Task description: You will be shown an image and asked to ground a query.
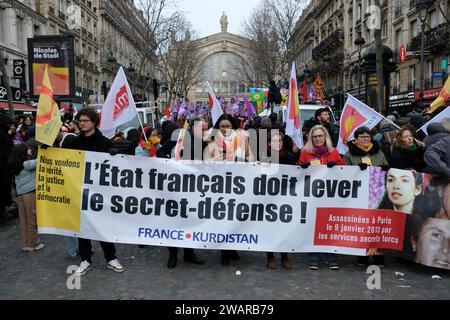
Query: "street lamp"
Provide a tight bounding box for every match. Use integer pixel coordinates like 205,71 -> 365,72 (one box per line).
416,0 -> 434,110
354,32 -> 366,102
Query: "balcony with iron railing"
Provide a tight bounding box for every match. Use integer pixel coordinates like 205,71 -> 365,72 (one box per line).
99,0 -> 143,46
312,28 -> 344,58
326,53 -> 344,70
408,23 -> 450,52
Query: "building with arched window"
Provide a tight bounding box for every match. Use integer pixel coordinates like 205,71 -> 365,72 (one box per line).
188,13 -> 254,104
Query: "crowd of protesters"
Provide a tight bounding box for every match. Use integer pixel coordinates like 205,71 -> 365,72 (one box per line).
0,102 -> 449,276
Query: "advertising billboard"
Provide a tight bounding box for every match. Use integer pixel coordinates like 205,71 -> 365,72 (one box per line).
28,35 -> 75,98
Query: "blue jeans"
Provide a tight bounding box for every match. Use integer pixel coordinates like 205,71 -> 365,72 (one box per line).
309,253 -> 337,264
66,237 -> 78,256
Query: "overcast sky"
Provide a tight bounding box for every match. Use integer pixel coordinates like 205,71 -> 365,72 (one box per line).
176,0 -> 261,38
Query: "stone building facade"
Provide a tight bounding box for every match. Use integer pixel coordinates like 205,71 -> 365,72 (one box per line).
0,0 -> 156,113
188,13 -> 254,104
291,0 -> 450,113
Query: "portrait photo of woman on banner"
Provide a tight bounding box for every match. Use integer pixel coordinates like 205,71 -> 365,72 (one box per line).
401,174 -> 450,270
405,215 -> 450,270
377,168 -> 424,215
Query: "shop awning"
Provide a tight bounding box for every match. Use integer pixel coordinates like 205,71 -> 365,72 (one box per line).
0,102 -> 37,112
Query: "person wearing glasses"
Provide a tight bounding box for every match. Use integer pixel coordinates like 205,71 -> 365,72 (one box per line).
343,126 -> 389,169
343,126 -> 389,267
298,125 -> 345,270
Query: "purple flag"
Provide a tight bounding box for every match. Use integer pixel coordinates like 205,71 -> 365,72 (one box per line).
243,97 -> 256,119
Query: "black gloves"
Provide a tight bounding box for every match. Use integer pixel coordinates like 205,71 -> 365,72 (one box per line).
327,161 -> 337,168
108,148 -> 119,156
358,163 -> 369,171
380,165 -> 390,172
300,162 -> 310,169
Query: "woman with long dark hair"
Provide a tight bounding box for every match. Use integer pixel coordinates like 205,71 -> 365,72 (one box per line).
204,114 -> 254,266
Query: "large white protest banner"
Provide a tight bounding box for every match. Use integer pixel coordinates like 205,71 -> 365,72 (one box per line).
36,148 -> 409,257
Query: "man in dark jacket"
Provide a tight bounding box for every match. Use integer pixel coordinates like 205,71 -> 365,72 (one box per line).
157,117 -> 206,268
65,107 -> 124,276
424,123 -> 449,147
424,135 -> 450,178
314,107 -> 339,147
0,113 -> 15,222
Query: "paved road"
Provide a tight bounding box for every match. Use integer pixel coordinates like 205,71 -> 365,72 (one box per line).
1,217 -> 449,300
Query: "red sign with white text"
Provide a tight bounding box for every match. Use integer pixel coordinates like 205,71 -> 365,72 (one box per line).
400,45 -> 406,64
314,208 -> 406,250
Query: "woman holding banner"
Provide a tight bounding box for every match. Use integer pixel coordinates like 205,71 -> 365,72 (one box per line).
298,125 -> 344,271
344,126 -> 389,267
158,117 -> 207,269
260,131 -> 295,270
204,114 -> 254,266
343,126 -> 389,169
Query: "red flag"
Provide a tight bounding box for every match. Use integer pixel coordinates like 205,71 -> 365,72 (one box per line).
337,95 -> 385,154
163,105 -> 171,118
302,80 -> 308,102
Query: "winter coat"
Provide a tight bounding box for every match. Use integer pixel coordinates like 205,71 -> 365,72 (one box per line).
260,148 -> 297,166
0,113 -> 14,169
424,123 -> 449,147
15,160 -> 36,195
65,129 -> 113,153
390,144 -> 426,172
343,141 -> 388,167
299,148 -> 345,166
424,135 -> 450,178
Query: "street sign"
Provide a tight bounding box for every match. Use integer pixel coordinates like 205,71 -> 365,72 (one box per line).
400,45 -> 406,64
0,86 -> 22,102
13,60 -> 25,79
432,72 -> 444,79
314,75 -> 325,88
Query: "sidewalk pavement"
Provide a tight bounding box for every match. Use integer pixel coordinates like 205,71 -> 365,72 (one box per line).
0,217 -> 449,300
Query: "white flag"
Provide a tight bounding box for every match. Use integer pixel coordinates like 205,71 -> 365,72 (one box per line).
337,94 -> 387,155
418,106 -> 450,135
99,67 -> 139,138
285,62 -> 303,148
204,81 -> 223,126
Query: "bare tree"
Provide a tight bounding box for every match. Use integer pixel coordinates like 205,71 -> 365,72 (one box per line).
244,0 -> 308,84
158,20 -> 203,105
132,0 -> 185,94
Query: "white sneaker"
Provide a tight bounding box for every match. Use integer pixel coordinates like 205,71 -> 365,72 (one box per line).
75,261 -> 92,276
107,259 -> 125,273
33,243 -> 45,251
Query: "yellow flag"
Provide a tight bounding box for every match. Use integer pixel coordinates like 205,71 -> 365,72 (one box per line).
36,64 -> 62,146
428,76 -> 450,115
